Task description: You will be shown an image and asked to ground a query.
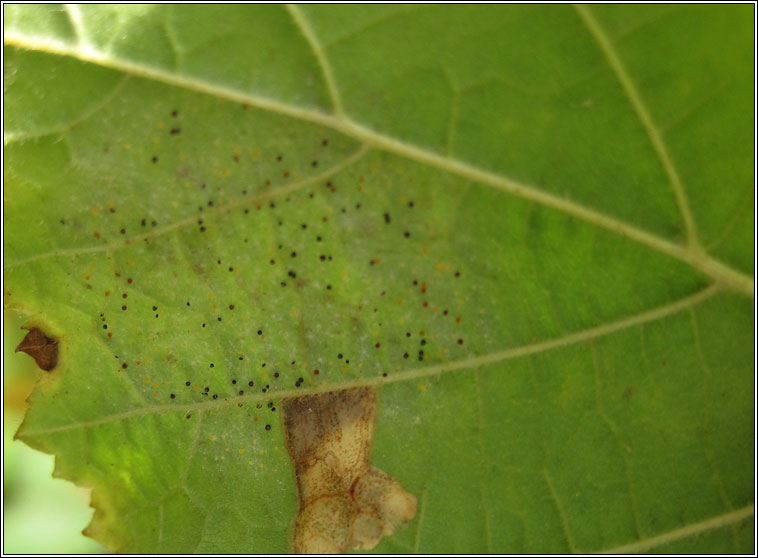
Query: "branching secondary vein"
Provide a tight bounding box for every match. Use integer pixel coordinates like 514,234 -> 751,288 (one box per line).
573,4 -> 701,251
19,283 -> 721,437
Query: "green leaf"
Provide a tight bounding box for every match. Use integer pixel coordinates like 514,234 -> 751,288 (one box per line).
4,4 -> 754,553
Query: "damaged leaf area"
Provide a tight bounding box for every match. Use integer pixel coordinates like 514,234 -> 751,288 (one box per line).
15,327 -> 59,371
283,387 -> 416,553
3,4 -> 754,555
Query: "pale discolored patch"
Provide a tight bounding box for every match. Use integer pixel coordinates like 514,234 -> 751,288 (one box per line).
282,387 -> 416,554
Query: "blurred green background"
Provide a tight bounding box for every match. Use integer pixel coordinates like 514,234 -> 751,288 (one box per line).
3,310 -> 107,554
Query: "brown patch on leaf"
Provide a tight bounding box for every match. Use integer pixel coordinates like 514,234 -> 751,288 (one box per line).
15,327 -> 59,371
282,386 -> 416,554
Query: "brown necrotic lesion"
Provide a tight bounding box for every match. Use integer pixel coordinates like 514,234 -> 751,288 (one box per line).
282,387 -> 416,554
15,327 -> 59,371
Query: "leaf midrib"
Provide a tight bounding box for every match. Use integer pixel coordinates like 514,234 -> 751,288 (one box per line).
3,32 -> 753,297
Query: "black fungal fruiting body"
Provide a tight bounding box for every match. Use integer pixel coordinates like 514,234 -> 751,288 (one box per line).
74,116 -> 469,442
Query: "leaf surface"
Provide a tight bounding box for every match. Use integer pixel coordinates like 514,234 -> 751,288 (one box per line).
3,4 -> 754,553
